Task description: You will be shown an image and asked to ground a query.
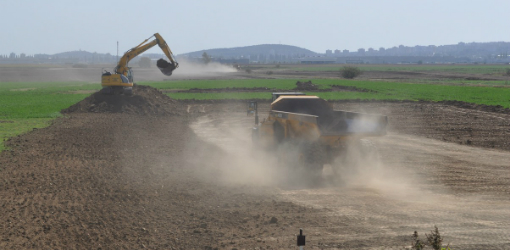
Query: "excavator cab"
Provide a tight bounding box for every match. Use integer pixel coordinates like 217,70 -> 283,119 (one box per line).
127,68 -> 133,82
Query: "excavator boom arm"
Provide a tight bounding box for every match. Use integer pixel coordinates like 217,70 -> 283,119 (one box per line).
115,33 -> 178,76
154,33 -> 177,66
116,39 -> 157,75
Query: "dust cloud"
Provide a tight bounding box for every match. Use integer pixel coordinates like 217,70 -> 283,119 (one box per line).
327,138 -> 436,202
0,58 -> 238,83
172,58 -> 237,77
0,66 -> 102,83
188,115 -> 282,186
187,113 -> 420,196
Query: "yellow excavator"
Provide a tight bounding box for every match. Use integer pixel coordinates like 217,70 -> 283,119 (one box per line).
101,33 -> 178,95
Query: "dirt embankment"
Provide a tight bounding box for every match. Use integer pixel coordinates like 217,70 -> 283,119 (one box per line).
62,85 -> 186,115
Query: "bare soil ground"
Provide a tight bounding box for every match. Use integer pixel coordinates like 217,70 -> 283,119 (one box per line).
1,65 -> 510,249
258,68 -> 509,82
2,63 -> 508,83
1,90 -> 510,249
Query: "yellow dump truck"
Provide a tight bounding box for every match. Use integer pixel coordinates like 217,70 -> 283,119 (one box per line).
248,92 -> 388,178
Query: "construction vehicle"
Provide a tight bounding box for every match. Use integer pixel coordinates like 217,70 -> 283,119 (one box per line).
248,92 -> 388,178
101,33 -> 178,95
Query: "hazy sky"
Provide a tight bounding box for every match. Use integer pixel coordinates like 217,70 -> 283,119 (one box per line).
1,0 -> 509,55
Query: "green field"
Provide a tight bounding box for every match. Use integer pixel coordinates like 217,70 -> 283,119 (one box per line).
410,79 -> 509,86
1,78 -> 510,151
162,80 -> 510,108
143,79 -> 328,90
0,82 -> 94,151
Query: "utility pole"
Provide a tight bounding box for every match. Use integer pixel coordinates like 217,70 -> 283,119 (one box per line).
117,41 -> 119,64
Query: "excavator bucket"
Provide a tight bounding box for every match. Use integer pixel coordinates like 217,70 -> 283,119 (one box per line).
157,59 -> 177,76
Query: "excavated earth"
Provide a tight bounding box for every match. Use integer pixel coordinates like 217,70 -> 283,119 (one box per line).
62,85 -> 186,115
1,89 -> 510,249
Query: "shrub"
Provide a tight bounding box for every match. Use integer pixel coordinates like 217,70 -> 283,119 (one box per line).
266,71 -> 274,75
426,226 -> 443,250
410,227 -> 450,250
341,66 -> 362,79
506,68 -> 510,76
412,231 -> 425,250
202,52 -> 211,64
245,68 -> 252,73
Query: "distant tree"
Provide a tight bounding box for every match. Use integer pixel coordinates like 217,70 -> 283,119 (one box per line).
202,52 -> 211,64
340,66 -> 362,79
139,57 -> 152,68
506,68 -> 510,76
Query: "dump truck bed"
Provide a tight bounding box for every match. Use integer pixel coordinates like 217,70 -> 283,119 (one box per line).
318,110 -> 387,136
270,110 -> 387,137
270,96 -> 387,137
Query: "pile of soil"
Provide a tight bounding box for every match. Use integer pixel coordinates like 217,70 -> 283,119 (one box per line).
62,85 -> 185,115
295,80 -> 319,90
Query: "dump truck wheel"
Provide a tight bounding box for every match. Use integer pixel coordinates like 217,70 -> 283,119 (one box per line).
332,139 -> 379,178
300,142 -> 326,180
359,139 -> 379,161
273,122 -> 285,143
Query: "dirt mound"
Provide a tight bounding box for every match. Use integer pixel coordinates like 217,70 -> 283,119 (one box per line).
295,80 -> 319,90
62,85 -> 185,115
